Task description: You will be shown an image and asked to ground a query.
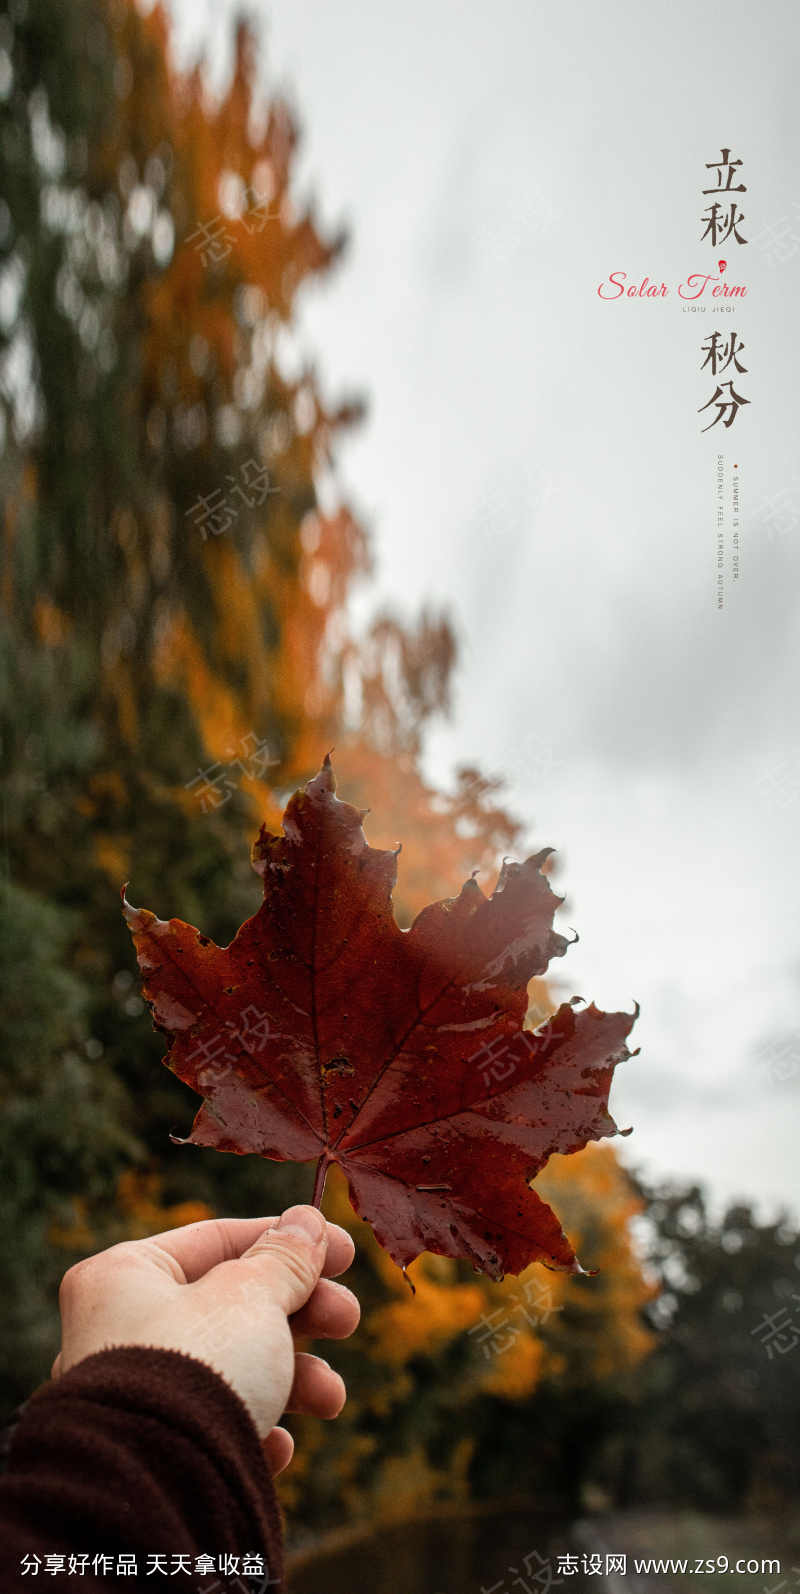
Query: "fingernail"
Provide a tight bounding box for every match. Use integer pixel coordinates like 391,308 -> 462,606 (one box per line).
272,1206 -> 326,1248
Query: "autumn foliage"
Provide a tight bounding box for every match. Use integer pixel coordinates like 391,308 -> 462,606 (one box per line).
0,0 -> 659,1539
125,756 -> 638,1279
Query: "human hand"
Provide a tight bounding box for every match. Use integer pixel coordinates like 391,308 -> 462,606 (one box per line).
53,1205 -> 360,1474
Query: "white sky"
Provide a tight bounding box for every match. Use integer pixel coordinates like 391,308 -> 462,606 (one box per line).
166,0 -> 800,1219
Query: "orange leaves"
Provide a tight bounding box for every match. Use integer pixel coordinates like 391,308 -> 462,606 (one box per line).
325,1149 -> 653,1407
48,1171 -> 213,1254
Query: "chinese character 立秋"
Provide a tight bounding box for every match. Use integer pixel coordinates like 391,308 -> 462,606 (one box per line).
702,147 -> 746,194
701,201 -> 748,247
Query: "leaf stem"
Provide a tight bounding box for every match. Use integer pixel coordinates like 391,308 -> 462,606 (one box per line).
311,1153 -> 330,1209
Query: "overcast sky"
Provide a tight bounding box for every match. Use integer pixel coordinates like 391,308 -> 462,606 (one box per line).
167,0 -> 800,1219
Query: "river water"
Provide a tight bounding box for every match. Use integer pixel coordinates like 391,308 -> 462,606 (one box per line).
288,1507 -> 793,1594
288,1506 -> 578,1593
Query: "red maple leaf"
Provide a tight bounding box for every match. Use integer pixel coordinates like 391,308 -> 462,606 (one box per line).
123,757 -> 637,1279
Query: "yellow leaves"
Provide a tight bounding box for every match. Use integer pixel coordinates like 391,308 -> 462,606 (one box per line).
81,774 -> 133,883
49,1197 -> 94,1253
369,1441 -> 473,1522
115,1169 -> 213,1237
534,1144 -> 658,1383
321,1147 -> 654,1417
48,1171 -> 213,1254
108,661 -> 139,746
328,745 -> 524,926
370,1268 -> 486,1365
152,610 -> 249,764
322,1160 -> 370,1239
212,542 -> 267,684
481,1327 -> 546,1400
93,834 -> 131,885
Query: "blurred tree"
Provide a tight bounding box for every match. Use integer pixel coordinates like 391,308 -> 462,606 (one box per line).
0,0 -> 529,1422
281,1147 -> 655,1530
617,1179 -> 800,1513
6,7 -> 724,1552
0,880 -> 137,1398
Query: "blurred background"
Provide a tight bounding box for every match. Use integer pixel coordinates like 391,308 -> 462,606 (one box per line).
1,1 -> 798,1588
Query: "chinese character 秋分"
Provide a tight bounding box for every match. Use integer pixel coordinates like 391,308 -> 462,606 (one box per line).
698,381 -> 750,432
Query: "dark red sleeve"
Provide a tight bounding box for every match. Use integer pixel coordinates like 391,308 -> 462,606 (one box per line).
0,1347 -> 285,1592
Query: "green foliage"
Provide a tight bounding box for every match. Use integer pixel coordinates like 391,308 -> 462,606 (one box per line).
623,1181 -> 800,1512
0,879 -> 137,1399
0,0 -> 343,1409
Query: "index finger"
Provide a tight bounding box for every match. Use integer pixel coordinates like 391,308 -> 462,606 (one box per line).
141,1213 -> 355,1284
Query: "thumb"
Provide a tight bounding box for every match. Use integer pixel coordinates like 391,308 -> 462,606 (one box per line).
239,1205 -> 328,1316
